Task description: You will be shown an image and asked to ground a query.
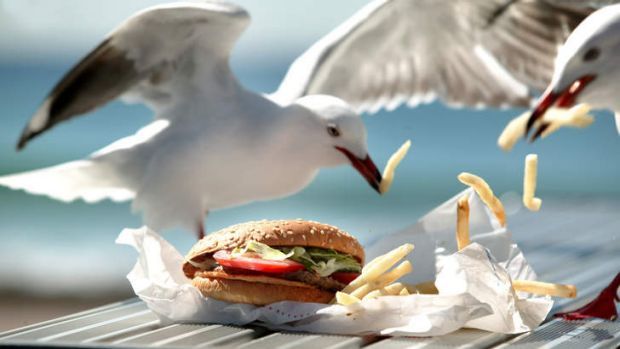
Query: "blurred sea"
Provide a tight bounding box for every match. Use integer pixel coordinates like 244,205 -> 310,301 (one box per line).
0,58 -> 619,298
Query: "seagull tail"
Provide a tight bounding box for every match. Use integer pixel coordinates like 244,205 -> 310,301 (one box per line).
0,159 -> 135,203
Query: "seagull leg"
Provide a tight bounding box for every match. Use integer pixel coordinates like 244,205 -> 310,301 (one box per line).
196,211 -> 209,240
196,221 -> 205,240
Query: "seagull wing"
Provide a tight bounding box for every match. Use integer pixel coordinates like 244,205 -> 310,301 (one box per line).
544,0 -> 619,8
273,0 -> 592,113
18,2 -> 250,150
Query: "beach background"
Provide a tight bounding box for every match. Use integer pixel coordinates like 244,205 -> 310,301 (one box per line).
0,0 -> 619,331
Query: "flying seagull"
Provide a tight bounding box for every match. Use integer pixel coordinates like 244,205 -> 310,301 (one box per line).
526,2 -> 620,140
271,0 -> 595,111
0,2 -> 383,239
0,1 -> 598,238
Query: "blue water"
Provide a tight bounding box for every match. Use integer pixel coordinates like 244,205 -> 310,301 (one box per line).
0,60 -> 619,296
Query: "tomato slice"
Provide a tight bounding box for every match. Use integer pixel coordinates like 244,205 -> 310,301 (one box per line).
213,250 -> 305,274
330,272 -> 360,284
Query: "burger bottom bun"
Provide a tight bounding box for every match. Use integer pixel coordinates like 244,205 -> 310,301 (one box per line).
192,276 -> 335,305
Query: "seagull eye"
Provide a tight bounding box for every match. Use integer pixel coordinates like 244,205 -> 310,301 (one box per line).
583,47 -> 600,62
326,124 -> 340,137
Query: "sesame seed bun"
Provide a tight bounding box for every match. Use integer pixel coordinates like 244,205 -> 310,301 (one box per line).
182,220 -> 364,305
192,271 -> 334,305
184,219 -> 364,271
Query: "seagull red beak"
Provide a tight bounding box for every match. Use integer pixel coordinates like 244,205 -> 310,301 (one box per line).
335,146 -> 382,193
525,75 -> 596,139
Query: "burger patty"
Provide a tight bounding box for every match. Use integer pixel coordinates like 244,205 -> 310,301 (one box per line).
203,266 -> 345,291
283,270 -> 345,291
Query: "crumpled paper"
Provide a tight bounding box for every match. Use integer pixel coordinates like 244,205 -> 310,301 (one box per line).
116,188 -> 552,336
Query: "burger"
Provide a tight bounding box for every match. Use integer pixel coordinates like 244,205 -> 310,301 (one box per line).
183,219 -> 364,305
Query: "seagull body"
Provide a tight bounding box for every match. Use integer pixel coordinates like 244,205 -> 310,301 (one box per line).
0,0 -> 601,237
0,3 -> 382,237
526,3 -> 620,137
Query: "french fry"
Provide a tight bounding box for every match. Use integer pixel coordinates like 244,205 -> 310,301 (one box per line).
373,261 -> 413,287
539,104 -> 594,139
498,110 -> 529,151
362,254 -> 385,273
362,283 -> 406,300
405,281 -> 438,295
383,282 -> 405,295
456,195 -> 470,250
458,172 -> 506,227
497,104 -> 594,151
379,140 -> 412,194
513,280 -> 577,298
363,289 -> 384,300
350,261 -> 413,299
523,154 -> 542,211
344,243 -> 414,293
336,291 -> 361,305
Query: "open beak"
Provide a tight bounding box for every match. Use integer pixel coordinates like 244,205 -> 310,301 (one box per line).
525,75 -> 596,140
335,146 -> 382,193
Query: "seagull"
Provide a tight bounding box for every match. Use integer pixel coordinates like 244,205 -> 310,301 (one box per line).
0,1 -> 600,238
526,2 -> 620,140
0,2 -> 383,239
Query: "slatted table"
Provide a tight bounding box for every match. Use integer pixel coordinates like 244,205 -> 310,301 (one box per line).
1,196 -> 619,348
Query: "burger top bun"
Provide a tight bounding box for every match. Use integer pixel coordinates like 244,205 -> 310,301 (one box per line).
184,219 -> 364,267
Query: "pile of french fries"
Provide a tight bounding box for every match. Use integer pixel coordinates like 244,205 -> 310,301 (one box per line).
335,159 -> 577,305
335,243 -> 415,305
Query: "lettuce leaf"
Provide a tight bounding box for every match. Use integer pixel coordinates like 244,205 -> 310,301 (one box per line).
285,247 -> 361,276
230,241 -> 294,261
230,241 -> 361,276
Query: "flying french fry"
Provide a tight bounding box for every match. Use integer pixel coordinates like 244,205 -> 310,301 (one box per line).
539,104 -> 594,139
379,140 -> 411,194
458,172 -> 506,227
498,111 -> 529,151
498,104 -> 594,151
456,195 -> 470,250
523,154 -> 542,211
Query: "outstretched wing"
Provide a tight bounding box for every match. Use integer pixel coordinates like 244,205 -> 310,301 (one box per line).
18,1 -> 250,150
273,0 -> 592,113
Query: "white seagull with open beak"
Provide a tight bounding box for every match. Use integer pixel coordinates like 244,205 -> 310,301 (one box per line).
526,2 -> 620,140
0,1 -> 603,238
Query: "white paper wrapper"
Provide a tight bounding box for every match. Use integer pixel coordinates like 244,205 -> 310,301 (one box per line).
116,188 -> 552,336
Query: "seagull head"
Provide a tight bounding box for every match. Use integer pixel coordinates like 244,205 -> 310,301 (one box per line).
526,4 -> 620,135
295,95 -> 382,193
